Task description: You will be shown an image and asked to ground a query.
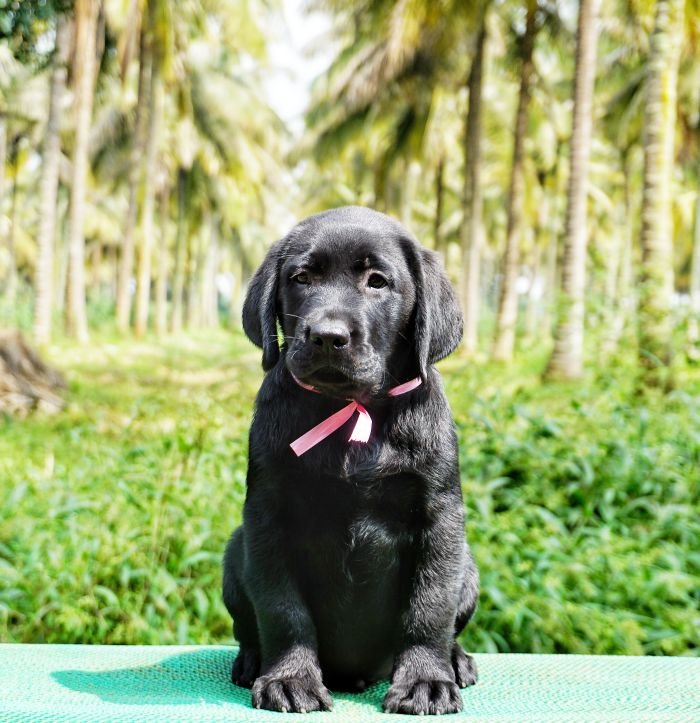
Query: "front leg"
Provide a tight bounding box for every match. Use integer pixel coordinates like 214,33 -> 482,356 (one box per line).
384,493 -> 468,716
243,493 -> 332,713
252,645 -> 332,713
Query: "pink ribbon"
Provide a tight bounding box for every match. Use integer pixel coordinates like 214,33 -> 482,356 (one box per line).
289,374 -> 422,457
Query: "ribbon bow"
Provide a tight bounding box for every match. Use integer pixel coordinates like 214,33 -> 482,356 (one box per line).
289,374 -> 422,457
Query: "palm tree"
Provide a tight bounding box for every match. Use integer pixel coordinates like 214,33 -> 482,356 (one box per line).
637,0 -> 684,386
0,46 -> 40,307
33,14 -> 70,344
688,192 -> 700,356
5,133 -> 22,306
109,0 -> 278,336
433,154 -> 446,258
600,146 -> 636,359
595,6 -> 649,358
134,24 -> 163,338
170,167 -> 187,333
133,0 -> 171,337
116,22 -> 151,332
0,113 -> 8,300
111,0 -> 173,336
154,184 -> 169,335
66,0 -> 101,341
544,0 -> 601,380
307,0 -> 476,223
492,0 -> 538,362
460,10 -> 488,355
186,219 -> 202,329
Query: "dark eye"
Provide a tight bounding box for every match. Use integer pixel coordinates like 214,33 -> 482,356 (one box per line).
294,272 -> 310,285
367,273 -> 388,289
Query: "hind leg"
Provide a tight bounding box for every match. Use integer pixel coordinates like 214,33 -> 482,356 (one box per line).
223,527 -> 260,688
451,642 -> 478,688
452,541 -> 479,688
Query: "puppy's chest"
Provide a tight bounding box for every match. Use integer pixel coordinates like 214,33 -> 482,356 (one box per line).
286,473 -> 421,556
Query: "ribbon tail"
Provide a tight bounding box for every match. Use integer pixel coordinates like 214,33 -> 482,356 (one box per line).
348,405 -> 372,442
387,376 -> 422,397
290,402 -> 358,456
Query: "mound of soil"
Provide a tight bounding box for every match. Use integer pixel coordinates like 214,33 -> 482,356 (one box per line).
0,331 -> 66,416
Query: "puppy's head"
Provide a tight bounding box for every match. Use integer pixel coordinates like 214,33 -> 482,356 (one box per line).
243,206 -> 462,399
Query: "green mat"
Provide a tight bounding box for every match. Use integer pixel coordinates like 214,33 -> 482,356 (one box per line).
0,645 -> 698,722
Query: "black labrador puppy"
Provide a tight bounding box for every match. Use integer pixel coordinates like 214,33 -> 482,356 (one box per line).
223,206 -> 479,715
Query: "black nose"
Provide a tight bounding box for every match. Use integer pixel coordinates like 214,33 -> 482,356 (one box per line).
308,321 -> 351,351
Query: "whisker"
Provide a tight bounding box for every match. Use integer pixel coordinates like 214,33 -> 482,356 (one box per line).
385,369 -> 400,385
265,335 -> 298,343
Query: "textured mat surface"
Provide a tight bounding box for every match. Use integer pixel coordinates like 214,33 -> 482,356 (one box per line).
0,644 -> 698,722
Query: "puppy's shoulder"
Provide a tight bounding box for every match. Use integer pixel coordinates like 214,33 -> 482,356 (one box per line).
390,368 -> 455,438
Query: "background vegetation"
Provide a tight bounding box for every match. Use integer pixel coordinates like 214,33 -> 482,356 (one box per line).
0,0 -> 698,656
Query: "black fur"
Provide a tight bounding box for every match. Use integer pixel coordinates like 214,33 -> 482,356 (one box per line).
223,206 -> 479,715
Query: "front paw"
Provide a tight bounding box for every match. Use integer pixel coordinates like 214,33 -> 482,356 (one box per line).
252,673 -> 333,713
383,679 -> 463,715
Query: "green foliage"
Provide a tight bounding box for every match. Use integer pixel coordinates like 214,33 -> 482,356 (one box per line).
0,0 -> 71,61
444,353 -> 700,656
1,332 -> 698,656
0,331 -> 259,644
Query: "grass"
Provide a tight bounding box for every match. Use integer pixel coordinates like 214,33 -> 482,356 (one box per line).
1,329 -> 698,656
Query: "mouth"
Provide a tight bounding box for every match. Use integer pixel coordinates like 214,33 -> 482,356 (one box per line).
310,366 -> 353,385
286,343 -> 382,398
290,361 -> 362,397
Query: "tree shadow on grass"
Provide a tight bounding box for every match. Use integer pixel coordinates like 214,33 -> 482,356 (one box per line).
52,648 -> 249,708
51,648 -> 387,712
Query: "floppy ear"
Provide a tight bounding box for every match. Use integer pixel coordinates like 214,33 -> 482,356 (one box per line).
402,239 -> 463,380
242,240 -> 285,371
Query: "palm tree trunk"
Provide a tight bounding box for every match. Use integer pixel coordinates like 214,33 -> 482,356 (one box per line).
492,1 -> 537,361
434,155 -> 445,261
134,42 -> 161,338
6,152 -> 19,306
373,162 -> 386,212
544,0 -> 601,380
155,185 -> 169,336
401,159 -> 420,228
228,238 -> 244,329
33,15 -> 70,344
170,168 -> 186,333
609,213 -> 634,352
604,231 -> 622,318
0,116 -> 5,212
543,226 -> 557,338
186,231 -> 201,329
638,0 -> 684,386
601,150 -> 634,359
108,243 -> 118,300
0,115 -> 7,299
202,220 -> 219,328
687,192 -> 700,356
55,200 -> 69,311
116,25 -> 151,332
525,240 -> 542,339
460,16 -> 487,355
541,142 -> 564,338
66,0 -> 100,341
531,172 -> 551,339
90,242 -> 102,298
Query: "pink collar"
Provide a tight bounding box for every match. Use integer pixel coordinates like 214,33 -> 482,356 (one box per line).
289,373 -> 422,457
